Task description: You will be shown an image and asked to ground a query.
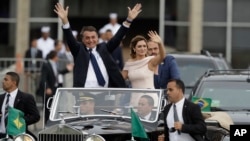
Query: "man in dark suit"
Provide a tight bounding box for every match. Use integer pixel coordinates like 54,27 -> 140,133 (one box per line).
105,29 -> 124,70
0,72 -> 40,139
137,95 -> 156,121
54,2 -> 142,88
24,38 -> 43,73
37,50 -> 73,123
162,79 -> 206,141
147,40 -> 180,89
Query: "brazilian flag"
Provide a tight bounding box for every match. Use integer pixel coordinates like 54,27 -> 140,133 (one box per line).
7,107 -> 26,136
192,97 -> 212,112
130,108 -> 149,141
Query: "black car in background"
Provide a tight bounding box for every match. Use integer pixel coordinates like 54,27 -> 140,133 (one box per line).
170,50 -> 231,96
188,69 -> 250,125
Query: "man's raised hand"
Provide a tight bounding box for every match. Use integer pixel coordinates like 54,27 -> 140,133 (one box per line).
54,3 -> 69,24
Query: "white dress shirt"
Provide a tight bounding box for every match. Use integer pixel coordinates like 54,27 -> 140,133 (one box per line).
0,89 -> 18,133
143,112 -> 152,120
85,47 -> 109,88
167,97 -> 195,141
37,37 -> 55,59
102,23 -> 121,35
62,23 -> 111,88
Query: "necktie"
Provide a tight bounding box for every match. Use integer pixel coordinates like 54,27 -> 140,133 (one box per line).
4,94 -> 10,127
173,104 -> 179,122
89,49 -> 106,86
173,104 -> 181,134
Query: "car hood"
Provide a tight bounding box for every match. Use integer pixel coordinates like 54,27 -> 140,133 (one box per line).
227,111 -> 250,125
47,116 -> 159,135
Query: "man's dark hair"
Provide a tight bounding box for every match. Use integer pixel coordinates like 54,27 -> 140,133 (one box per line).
106,29 -> 112,33
46,50 -> 57,60
80,26 -> 98,38
6,71 -> 20,86
168,79 -> 185,94
140,95 -> 154,106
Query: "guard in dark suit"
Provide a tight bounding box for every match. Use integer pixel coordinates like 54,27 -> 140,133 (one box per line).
24,38 -> 43,73
54,2 -> 142,88
0,72 -> 40,139
163,79 -> 206,141
37,50 -> 72,123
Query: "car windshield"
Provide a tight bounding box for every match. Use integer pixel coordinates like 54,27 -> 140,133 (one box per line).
49,88 -> 164,122
196,81 -> 250,110
175,58 -> 216,87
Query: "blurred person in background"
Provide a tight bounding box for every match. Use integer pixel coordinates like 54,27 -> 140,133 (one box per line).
105,29 -> 124,70
24,38 -> 44,97
37,50 -> 73,123
101,13 -> 121,35
24,38 -> 43,73
37,26 -> 55,59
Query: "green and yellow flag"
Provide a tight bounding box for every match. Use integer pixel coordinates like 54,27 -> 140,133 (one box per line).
192,97 -> 212,112
130,108 -> 148,140
7,107 -> 26,136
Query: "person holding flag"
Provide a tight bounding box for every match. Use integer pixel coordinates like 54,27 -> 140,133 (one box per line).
0,72 -> 40,139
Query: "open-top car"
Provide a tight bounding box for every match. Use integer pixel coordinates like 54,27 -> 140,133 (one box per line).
33,88 -> 231,141
40,88 -> 165,141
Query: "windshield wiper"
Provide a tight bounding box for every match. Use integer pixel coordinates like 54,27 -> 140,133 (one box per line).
100,109 -> 121,115
58,111 -> 77,114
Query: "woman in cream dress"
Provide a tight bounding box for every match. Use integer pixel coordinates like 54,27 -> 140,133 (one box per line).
122,31 -> 165,106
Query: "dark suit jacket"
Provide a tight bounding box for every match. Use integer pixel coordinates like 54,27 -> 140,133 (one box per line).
163,99 -> 207,141
154,55 -> 180,89
0,90 -> 40,134
111,46 -> 124,70
63,25 -> 128,88
37,60 -> 69,96
24,48 -> 43,73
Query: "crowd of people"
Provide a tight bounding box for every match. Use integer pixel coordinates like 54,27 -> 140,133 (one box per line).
0,2 -> 208,141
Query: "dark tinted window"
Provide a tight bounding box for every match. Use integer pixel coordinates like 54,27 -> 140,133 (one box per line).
195,81 -> 250,109
175,58 -> 216,87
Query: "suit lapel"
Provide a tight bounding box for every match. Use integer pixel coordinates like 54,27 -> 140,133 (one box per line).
182,99 -> 189,123
0,94 -> 5,110
14,90 -> 22,108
